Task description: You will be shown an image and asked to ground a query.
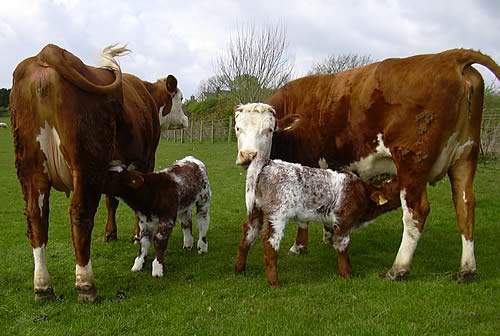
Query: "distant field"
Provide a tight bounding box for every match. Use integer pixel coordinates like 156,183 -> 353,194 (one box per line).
0,115 -> 499,335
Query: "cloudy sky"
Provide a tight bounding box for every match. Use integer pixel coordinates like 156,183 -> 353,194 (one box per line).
1,0 -> 499,98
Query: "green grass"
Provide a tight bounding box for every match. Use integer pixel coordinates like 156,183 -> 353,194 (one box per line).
0,115 -> 499,335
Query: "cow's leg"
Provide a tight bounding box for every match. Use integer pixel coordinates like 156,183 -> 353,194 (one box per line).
195,198 -> 210,254
178,209 -> 193,250
288,221 -> 308,256
332,234 -> 352,278
261,215 -> 285,288
104,195 -> 118,242
151,219 -> 175,278
70,174 -> 102,303
21,172 -> 55,301
385,187 -> 430,280
449,159 -> 477,281
235,209 -> 261,274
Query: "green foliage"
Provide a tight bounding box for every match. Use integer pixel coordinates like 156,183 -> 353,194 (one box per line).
0,88 -> 10,108
0,116 -> 499,335
184,94 -> 234,118
484,84 -> 500,111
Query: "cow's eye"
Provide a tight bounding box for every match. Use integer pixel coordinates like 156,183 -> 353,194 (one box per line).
235,127 -> 240,132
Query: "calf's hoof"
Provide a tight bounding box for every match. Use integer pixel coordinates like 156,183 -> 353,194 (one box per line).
104,232 -> 117,242
234,263 -> 246,274
76,285 -> 97,303
183,245 -> 193,251
452,270 -> 476,283
383,267 -> 409,281
288,243 -> 307,256
197,239 -> 208,254
151,259 -> 164,277
34,287 -> 56,302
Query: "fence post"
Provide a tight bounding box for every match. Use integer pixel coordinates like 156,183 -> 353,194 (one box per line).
211,119 -> 215,144
227,116 -> 232,143
190,119 -> 194,143
199,120 -> 203,143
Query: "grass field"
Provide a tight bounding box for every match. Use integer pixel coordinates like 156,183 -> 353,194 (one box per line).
0,115 -> 499,335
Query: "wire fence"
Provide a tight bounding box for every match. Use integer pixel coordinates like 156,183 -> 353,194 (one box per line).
162,109 -> 500,159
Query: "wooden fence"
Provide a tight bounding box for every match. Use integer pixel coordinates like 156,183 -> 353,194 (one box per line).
162,109 -> 500,159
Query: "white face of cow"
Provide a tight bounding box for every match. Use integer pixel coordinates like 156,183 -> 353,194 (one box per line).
234,103 -> 276,167
159,88 -> 189,131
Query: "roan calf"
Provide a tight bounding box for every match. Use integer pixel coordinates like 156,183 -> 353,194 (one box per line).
235,158 -> 400,287
105,156 -> 211,277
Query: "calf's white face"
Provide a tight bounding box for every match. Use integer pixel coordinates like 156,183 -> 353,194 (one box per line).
234,104 -> 276,167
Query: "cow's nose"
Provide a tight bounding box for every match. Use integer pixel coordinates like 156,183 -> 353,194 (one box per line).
238,150 -> 257,165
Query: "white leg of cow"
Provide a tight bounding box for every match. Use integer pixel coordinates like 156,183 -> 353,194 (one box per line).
75,261 -> 94,295
132,237 -> 151,272
33,245 -> 50,293
448,159 -> 477,280
178,209 -> 193,250
386,188 -> 429,280
196,199 -> 210,254
288,221 -> 309,256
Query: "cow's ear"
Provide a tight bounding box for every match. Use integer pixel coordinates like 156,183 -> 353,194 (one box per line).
276,114 -> 301,132
166,75 -> 178,95
370,191 -> 388,206
128,173 -> 144,189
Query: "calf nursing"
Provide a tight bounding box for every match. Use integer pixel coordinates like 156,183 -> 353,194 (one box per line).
235,158 -> 399,287
105,156 -> 211,277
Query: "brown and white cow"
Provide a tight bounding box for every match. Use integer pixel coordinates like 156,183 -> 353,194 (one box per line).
105,156 -> 211,278
234,49 -> 500,281
9,44 -> 187,302
236,157 -> 400,287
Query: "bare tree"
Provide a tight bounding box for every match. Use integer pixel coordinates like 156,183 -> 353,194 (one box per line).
309,53 -> 374,75
215,23 -> 294,104
196,76 -> 225,101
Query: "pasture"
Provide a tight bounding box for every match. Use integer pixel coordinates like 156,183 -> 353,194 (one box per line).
0,115 -> 499,335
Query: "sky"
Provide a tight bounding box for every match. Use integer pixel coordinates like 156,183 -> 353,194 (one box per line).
1,0 -> 499,98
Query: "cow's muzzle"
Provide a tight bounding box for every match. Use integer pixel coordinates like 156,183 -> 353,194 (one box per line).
237,150 -> 257,167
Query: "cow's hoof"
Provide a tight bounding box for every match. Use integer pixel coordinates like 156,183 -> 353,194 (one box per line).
34,287 -> 56,301
183,245 -> 193,251
288,243 -> 307,256
76,285 -> 97,303
452,271 -> 476,283
383,268 -> 409,281
104,232 -> 117,242
234,264 -> 246,274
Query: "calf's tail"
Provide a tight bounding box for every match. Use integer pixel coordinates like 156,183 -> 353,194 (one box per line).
245,159 -> 267,215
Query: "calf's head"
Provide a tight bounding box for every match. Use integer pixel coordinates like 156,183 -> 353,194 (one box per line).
234,103 -> 300,167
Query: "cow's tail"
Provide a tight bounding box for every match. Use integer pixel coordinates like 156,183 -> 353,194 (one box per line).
452,49 -> 500,82
37,43 -> 128,95
245,158 -> 267,216
100,44 -> 130,71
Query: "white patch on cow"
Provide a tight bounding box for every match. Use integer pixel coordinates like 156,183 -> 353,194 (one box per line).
38,190 -> 44,217
393,189 -> 421,270
246,224 -> 259,244
159,88 -> 189,131
288,243 -> 305,255
462,191 -> 468,204
318,158 -> 328,169
268,218 -> 286,251
348,133 -> 396,179
460,235 -> 476,273
234,103 -> 276,165
0,122 -> 7,128
42,160 -> 49,174
75,260 -> 94,288
33,245 -> 50,290
429,133 -> 474,183
36,121 -> 72,192
132,236 -> 151,272
333,235 -> 351,253
151,258 -> 164,277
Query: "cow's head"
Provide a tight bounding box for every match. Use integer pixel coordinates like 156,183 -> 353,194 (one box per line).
234,103 -> 300,167
159,75 -> 189,131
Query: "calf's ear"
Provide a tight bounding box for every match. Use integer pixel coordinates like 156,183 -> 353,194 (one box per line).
276,114 -> 301,132
370,191 -> 388,206
166,75 -> 178,95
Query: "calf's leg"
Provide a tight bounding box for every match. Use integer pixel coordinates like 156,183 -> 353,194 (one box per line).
261,216 -> 286,288
235,209 -> 261,274
178,209 -> 194,250
151,219 -> 175,277
104,195 -> 118,241
332,234 -> 352,278
196,198 -> 210,254
288,221 -> 308,256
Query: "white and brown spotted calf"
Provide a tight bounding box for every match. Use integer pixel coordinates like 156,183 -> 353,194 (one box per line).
235,158 -> 400,287
105,156 -> 211,277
